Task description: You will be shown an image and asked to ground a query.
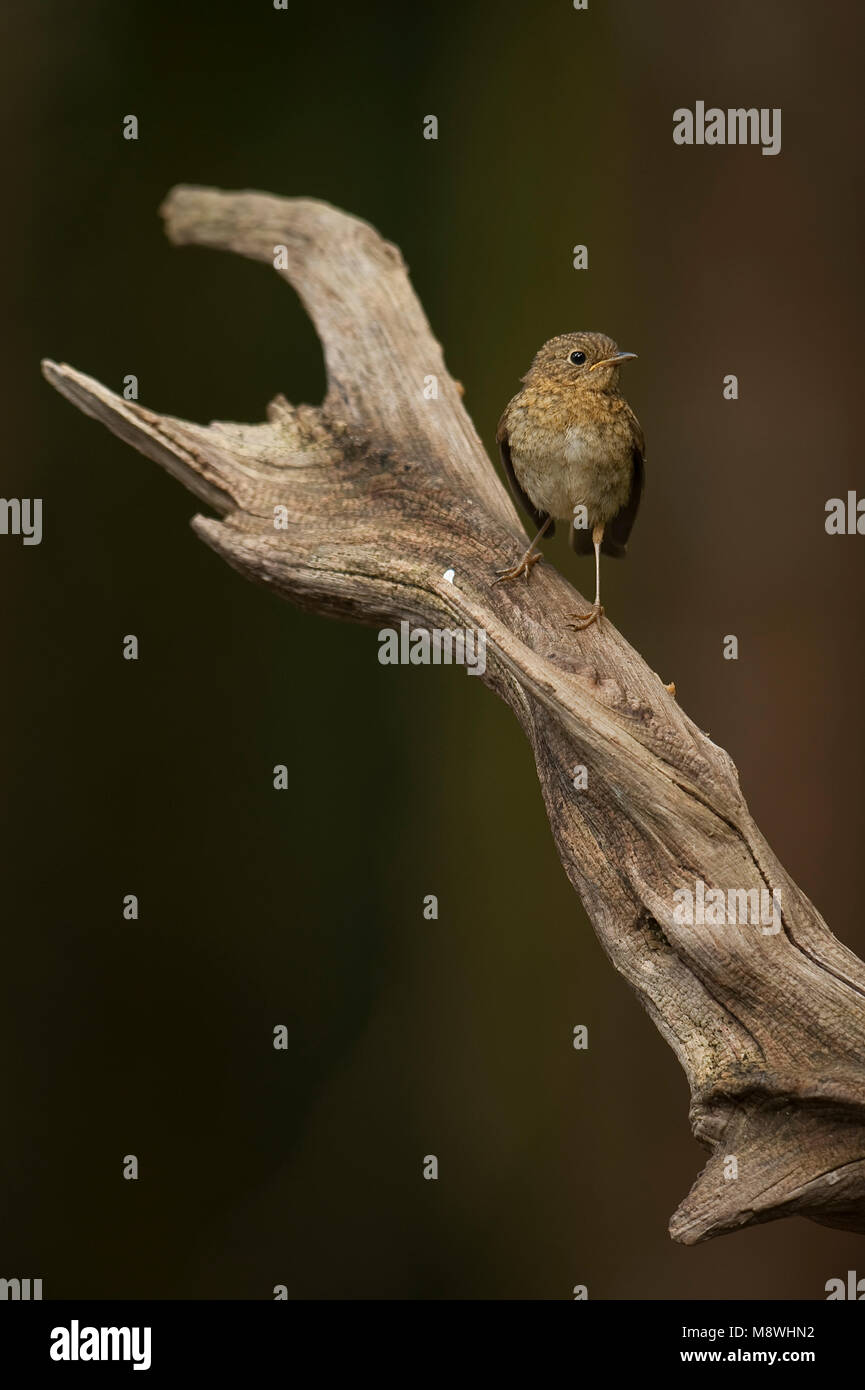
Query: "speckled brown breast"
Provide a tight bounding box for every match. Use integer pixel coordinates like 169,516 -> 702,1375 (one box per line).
503,392 -> 636,526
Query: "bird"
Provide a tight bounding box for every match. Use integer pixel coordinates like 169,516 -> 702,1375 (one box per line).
495,331 -> 644,629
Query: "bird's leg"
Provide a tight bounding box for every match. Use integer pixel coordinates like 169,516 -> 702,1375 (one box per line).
568,524 -> 605,629
495,515 -> 553,583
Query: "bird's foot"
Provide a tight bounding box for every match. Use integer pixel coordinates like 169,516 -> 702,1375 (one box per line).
567,603 -> 604,631
495,549 -> 543,583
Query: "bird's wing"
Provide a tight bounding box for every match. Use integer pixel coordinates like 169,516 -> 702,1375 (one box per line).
602,409 -> 645,558
496,412 -> 555,539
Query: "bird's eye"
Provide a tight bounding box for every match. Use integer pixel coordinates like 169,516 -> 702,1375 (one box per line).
569,350 -> 587,365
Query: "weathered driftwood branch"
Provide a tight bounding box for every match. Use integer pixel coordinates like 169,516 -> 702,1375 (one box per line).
43,186 -> 865,1244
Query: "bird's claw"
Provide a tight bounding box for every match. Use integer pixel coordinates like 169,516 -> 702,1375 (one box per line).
495,551 -> 543,583
567,604 -> 604,631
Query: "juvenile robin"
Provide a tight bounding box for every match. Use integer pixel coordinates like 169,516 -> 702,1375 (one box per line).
495,331 -> 644,629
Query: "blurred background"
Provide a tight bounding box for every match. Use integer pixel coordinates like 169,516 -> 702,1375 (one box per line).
2,0 -> 864,1298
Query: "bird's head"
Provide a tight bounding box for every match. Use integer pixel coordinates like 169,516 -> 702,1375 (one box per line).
523,332 -> 637,394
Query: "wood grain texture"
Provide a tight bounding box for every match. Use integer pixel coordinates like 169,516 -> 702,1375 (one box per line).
42,186 -> 865,1244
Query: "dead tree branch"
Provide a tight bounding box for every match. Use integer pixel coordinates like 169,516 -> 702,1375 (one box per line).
42,186 -> 865,1244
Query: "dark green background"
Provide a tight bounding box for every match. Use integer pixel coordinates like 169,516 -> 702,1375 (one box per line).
3,0 -> 864,1298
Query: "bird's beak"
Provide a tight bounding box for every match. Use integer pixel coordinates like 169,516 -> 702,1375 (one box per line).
589,351 -> 638,371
